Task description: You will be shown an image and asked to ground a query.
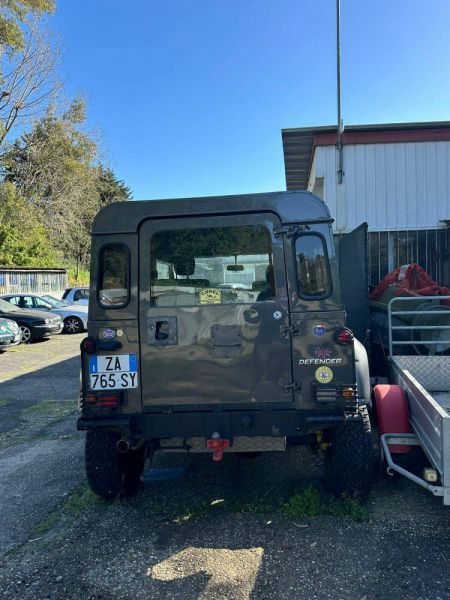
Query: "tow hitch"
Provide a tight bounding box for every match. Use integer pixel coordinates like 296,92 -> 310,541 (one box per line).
206,434 -> 230,461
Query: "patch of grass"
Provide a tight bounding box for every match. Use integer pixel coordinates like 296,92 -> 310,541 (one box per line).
328,496 -> 369,522
283,485 -> 369,522
21,399 -> 75,420
283,486 -> 323,518
64,487 -> 104,516
32,511 -> 60,535
0,398 -> 9,408
32,486 -> 104,537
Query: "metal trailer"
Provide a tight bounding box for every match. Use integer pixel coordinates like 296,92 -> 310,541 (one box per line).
379,295 -> 450,505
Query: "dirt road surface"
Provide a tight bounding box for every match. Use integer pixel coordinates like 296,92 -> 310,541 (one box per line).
1,335 -> 450,600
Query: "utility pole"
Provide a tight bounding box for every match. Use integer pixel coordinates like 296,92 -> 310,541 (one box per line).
336,0 -> 344,184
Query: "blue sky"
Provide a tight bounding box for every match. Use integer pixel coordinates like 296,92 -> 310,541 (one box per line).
53,0 -> 450,200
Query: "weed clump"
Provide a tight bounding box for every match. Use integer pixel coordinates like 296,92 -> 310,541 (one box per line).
282,485 -> 369,522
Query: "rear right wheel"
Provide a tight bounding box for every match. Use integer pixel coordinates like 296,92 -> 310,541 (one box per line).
19,323 -> 33,344
325,406 -> 374,498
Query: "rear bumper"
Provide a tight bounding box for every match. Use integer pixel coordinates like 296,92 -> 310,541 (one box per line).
77,408 -> 348,439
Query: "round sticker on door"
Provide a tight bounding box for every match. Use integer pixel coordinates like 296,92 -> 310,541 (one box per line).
315,366 -> 333,384
314,324 -> 326,337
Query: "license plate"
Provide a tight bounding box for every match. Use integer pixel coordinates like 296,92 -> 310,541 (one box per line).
89,354 -> 138,390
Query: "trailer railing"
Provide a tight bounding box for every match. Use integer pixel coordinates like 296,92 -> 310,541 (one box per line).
387,295 -> 450,357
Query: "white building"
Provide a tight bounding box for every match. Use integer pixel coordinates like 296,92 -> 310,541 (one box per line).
282,122 -> 450,286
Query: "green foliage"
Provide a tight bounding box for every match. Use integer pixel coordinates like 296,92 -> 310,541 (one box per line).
0,0 -> 55,54
3,98 -> 129,269
67,265 -> 90,286
282,485 -> 369,522
0,181 -> 60,266
97,165 -> 132,206
64,487 -> 103,516
283,486 -> 323,518
0,15 -> 131,272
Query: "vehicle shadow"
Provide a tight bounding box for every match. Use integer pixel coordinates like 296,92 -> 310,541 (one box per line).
138,447 -> 326,517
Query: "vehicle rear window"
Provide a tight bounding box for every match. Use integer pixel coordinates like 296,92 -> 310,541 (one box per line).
98,244 -> 129,308
295,234 -> 331,299
150,225 -> 274,307
74,289 -> 89,301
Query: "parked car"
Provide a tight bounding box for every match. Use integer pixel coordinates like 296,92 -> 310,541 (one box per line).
0,298 -> 63,343
0,294 -> 87,335
0,317 -> 21,352
62,287 -> 89,306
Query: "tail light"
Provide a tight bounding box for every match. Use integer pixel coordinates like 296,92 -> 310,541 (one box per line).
80,337 -> 96,354
335,328 -> 354,345
86,392 -> 120,408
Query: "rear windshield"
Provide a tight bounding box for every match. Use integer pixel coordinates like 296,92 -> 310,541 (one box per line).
295,234 -> 331,299
98,244 -> 129,308
150,225 -> 274,307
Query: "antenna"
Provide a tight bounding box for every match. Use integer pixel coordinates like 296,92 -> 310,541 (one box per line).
336,0 -> 344,184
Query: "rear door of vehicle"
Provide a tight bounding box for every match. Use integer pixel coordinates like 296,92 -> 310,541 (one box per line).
287,225 -> 356,408
337,222 -> 369,343
138,213 -> 294,407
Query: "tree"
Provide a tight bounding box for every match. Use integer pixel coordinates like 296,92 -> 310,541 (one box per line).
97,165 -> 132,206
0,180 -> 60,266
4,98 -> 98,264
3,98 -> 130,270
0,23 -> 61,147
0,1 -> 55,55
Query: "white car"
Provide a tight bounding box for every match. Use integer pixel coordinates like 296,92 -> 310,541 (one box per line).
0,294 -> 88,334
61,287 -> 89,306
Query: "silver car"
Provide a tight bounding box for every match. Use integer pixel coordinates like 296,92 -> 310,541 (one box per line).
0,294 -> 88,334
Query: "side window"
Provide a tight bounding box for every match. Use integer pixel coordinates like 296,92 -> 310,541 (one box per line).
98,244 -> 129,308
8,297 -> 20,306
74,290 -> 81,301
81,289 -> 89,299
22,296 -> 34,308
33,297 -> 51,309
295,234 -> 331,299
150,225 -> 274,307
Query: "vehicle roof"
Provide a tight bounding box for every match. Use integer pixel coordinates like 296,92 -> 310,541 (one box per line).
92,190 -> 331,235
1,293 -> 46,297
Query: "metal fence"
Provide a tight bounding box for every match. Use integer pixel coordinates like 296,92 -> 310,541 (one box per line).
0,268 -> 68,298
369,228 -> 450,287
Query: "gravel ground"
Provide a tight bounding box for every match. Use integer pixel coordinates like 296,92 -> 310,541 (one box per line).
1,335 -> 450,599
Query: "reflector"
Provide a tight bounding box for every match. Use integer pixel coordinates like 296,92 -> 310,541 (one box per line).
336,328 -> 353,345
80,337 -> 96,354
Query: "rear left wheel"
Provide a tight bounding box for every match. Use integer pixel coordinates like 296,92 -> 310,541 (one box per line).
85,429 -> 146,499
64,316 -> 83,334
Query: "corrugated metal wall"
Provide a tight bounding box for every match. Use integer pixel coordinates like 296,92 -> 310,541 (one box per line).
310,141 -> 450,232
0,269 -> 68,297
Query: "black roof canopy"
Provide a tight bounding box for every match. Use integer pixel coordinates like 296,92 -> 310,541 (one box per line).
92,190 -> 331,235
